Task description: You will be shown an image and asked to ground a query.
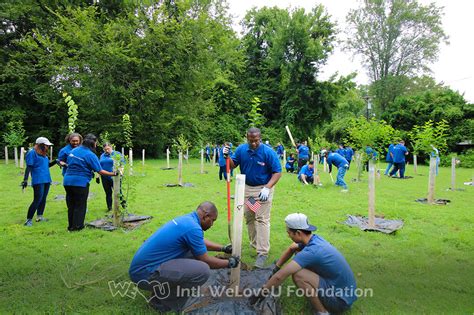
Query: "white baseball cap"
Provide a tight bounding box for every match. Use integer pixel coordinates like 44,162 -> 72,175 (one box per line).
35,137 -> 53,146
285,213 -> 317,231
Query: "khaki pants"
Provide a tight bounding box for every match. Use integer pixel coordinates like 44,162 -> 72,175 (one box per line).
244,184 -> 274,256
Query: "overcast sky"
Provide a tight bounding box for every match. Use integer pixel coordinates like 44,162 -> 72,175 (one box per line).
227,0 -> 474,103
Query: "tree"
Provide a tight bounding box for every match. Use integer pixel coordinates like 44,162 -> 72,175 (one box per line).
248,97 -> 265,128
409,120 -> 449,156
345,0 -> 448,109
2,120 -> 27,147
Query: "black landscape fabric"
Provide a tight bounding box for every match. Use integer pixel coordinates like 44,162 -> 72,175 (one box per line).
184,267 -> 281,315
343,215 -> 403,234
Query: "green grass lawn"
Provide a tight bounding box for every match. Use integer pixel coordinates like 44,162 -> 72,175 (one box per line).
0,159 -> 473,314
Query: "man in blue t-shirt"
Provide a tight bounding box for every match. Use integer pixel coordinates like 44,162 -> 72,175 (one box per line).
389,140 -> 409,178
225,127 -> 282,268
249,213 -> 357,314
323,150 -> 350,191
129,201 -> 239,312
298,161 -> 315,185
276,143 -> 284,160
297,141 -> 310,170
384,143 -> 395,175
344,146 -> 354,168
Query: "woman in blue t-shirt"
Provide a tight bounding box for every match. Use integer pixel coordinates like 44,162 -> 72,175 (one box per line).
63,134 -> 116,231
57,133 -> 83,176
22,137 -> 56,227
99,143 -> 124,211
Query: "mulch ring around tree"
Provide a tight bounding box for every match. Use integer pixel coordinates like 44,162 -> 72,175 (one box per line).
86,214 -> 152,231
54,192 -> 96,201
415,198 -> 451,205
183,266 -> 281,315
164,183 -> 195,187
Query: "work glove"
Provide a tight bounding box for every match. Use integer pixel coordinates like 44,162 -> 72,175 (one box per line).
249,288 -> 269,306
223,145 -> 230,158
21,181 -> 28,190
228,255 -> 240,268
95,177 -> 100,184
113,171 -> 120,176
221,244 -> 232,254
258,187 -> 270,202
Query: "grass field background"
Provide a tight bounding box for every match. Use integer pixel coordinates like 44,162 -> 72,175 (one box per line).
0,158 -> 473,314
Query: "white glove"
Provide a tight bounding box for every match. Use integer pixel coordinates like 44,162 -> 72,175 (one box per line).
258,187 -> 270,202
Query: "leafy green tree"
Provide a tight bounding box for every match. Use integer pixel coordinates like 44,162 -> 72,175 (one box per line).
2,120 -> 27,147
345,117 -> 400,155
409,120 -> 449,156
63,92 -> 79,133
345,0 -> 448,109
122,114 -> 133,149
248,97 -> 265,128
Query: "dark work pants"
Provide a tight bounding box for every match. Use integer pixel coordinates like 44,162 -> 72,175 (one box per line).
141,258 -> 210,311
390,162 -> 406,178
27,183 -> 50,219
64,184 -> 89,231
101,176 -> 113,210
298,158 -> 308,170
205,153 -> 210,163
218,166 -> 228,180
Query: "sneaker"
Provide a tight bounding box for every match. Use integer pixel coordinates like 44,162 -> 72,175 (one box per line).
24,219 -> 33,227
254,254 -> 268,269
341,189 -> 349,193
35,216 -> 48,222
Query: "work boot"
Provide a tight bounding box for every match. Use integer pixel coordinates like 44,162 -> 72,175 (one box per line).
148,295 -> 171,313
24,219 -> 33,227
254,254 -> 268,269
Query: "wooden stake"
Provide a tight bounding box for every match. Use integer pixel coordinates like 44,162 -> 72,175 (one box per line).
200,149 -> 204,174
50,147 -> 53,160
142,149 -> 145,166
121,147 -> 125,156
427,157 -> 436,203
283,150 -> 286,165
166,148 -> 170,169
368,159 -> 376,228
4,146 -> 8,164
356,153 -> 363,181
212,148 -> 216,166
285,125 -> 297,147
14,147 -> 18,167
413,154 -> 418,174
230,174 -> 246,292
178,151 -> 183,186
451,156 -> 456,190
186,148 -> 189,164
129,149 -> 133,176
323,157 -> 328,173
112,172 -> 121,227
20,147 -> 25,169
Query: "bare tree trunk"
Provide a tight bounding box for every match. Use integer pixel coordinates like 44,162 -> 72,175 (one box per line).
4,147 -> 8,165
14,147 -> 18,167
413,154 -> 418,174
178,151 -> 183,186
20,147 -> 25,169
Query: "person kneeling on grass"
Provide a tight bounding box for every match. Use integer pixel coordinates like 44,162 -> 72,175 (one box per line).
129,201 -> 240,312
298,161 -> 315,185
250,213 -> 357,315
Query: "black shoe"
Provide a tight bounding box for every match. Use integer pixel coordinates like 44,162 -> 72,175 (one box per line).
148,295 -> 171,312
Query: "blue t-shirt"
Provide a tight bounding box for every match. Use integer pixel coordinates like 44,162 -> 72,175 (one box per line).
298,165 -> 314,180
286,157 -> 295,169
276,145 -> 284,155
218,146 -> 232,167
293,235 -> 357,306
26,149 -> 52,185
327,153 -> 348,169
298,145 -> 310,159
129,211 -> 207,283
231,143 -> 282,186
100,151 -> 124,178
57,144 -> 73,176
392,144 -> 408,163
344,147 -> 354,162
205,146 -> 210,154
386,144 -> 394,162
336,148 -> 346,157
365,146 -> 378,160
63,146 -> 102,187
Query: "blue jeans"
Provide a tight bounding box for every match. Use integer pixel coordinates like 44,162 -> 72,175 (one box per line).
384,162 -> 393,175
27,183 -> 50,219
336,165 -> 348,189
